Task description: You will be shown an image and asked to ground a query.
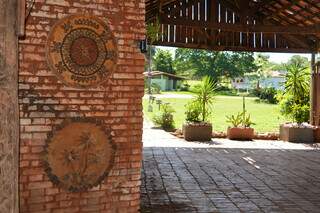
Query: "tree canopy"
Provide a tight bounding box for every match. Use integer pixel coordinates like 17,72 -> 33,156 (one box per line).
173,48 -> 257,81
153,49 -> 175,74
287,55 -> 310,69
149,47 -> 311,85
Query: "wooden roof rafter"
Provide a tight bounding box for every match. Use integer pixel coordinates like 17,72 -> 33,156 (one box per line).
146,0 -> 320,53
258,1 -> 320,48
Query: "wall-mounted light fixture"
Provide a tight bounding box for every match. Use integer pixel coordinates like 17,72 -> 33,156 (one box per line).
139,40 -> 147,53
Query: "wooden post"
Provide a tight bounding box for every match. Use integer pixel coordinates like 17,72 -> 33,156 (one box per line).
310,53 -> 315,125
316,60 -> 320,126
17,0 -> 26,37
310,52 -> 320,126
0,0 -> 19,212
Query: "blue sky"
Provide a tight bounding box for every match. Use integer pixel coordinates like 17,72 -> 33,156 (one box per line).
157,46 -> 311,64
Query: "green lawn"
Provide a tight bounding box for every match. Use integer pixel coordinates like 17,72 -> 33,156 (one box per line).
143,95 -> 287,133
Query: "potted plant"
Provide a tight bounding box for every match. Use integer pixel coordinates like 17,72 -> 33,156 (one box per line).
183,76 -> 216,141
226,97 -> 255,140
278,58 -> 314,143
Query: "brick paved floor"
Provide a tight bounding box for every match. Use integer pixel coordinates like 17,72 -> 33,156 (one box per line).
141,121 -> 320,213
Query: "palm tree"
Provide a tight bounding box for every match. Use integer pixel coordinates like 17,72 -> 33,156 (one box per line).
284,60 -> 309,105
195,76 -> 216,122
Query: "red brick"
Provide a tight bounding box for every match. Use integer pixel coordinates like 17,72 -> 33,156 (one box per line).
28,181 -> 53,190
29,174 -> 43,182
45,188 -> 59,195
19,0 -> 144,212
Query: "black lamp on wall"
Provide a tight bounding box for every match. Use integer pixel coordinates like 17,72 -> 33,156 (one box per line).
139,39 -> 147,53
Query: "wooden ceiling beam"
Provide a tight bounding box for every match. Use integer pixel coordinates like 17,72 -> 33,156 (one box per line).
160,15 -> 320,35
154,41 -> 312,53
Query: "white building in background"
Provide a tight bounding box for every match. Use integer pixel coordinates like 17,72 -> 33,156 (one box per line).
143,71 -> 186,91
232,70 -> 286,90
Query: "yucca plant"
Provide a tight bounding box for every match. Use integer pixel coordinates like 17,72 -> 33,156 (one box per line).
183,76 -> 216,141
283,60 -> 310,123
194,76 -> 216,122
284,60 -> 309,105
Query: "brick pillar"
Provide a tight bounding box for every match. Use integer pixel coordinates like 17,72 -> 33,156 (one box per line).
0,0 -> 19,212
19,1 -> 145,212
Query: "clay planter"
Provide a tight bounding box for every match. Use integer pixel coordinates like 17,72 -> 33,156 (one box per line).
227,127 -> 254,140
314,127 -> 320,143
183,122 -> 212,141
279,124 -> 314,143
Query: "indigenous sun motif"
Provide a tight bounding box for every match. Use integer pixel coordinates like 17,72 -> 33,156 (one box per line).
43,118 -> 116,192
46,15 -> 118,88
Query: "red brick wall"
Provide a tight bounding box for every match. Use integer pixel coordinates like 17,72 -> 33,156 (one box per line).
19,1 -> 145,212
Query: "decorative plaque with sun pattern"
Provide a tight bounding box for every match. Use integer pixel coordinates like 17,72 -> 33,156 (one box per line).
47,15 -> 118,88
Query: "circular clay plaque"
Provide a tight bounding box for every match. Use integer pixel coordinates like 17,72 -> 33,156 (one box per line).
44,118 -> 116,192
47,15 -> 118,88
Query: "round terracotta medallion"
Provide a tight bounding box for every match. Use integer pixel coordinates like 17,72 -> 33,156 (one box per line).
44,118 -> 116,192
47,15 -> 118,88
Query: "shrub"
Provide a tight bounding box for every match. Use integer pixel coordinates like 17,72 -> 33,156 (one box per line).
185,101 -> 202,123
152,103 -> 175,131
278,94 -> 310,123
189,83 -> 201,93
151,83 -> 161,94
278,93 -> 294,118
251,87 -> 278,104
216,86 -> 237,96
251,88 -> 261,97
216,85 -> 229,91
179,82 -> 190,91
260,87 -> 278,104
292,104 -> 310,124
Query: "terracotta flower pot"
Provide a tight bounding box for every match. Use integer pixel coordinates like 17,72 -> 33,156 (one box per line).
227,127 -> 254,140
183,122 -> 212,141
279,124 -> 314,143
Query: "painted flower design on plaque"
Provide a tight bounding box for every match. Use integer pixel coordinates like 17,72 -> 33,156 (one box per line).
44,118 -> 116,192
47,15 -> 118,88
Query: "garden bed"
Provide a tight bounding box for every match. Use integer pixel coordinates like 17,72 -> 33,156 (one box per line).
172,129 -> 279,141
